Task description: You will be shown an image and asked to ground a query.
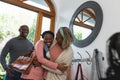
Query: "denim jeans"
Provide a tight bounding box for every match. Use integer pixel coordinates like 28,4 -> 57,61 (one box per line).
4,70 -> 22,80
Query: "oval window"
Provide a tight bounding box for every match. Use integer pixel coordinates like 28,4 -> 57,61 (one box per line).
69,1 -> 103,47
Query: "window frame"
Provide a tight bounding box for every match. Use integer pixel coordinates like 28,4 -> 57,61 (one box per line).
1,0 -> 55,44
69,1 -> 103,47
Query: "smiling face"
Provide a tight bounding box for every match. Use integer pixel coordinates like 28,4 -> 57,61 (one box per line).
44,33 -> 54,47
19,25 -> 29,39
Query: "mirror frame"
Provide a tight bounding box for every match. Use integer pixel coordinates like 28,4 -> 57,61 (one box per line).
69,1 -> 103,48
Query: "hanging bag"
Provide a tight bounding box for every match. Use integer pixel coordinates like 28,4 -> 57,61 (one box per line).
75,63 -> 84,80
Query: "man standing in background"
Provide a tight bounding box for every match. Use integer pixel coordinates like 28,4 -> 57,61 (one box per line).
0,25 -> 34,80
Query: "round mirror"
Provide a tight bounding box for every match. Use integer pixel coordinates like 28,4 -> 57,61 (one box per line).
69,1 -> 103,47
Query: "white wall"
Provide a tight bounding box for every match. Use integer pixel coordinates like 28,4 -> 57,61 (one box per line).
52,0 -> 120,79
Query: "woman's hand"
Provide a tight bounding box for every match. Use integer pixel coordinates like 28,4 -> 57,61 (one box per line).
32,56 -> 41,67
57,63 -> 68,72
